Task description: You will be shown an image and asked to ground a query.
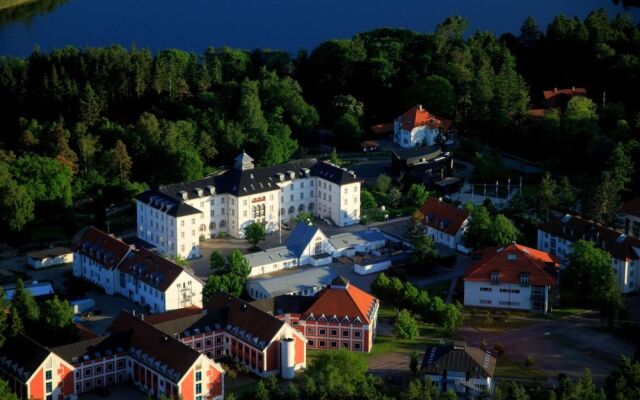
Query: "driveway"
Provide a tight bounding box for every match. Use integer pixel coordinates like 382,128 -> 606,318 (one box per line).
76,289 -> 144,335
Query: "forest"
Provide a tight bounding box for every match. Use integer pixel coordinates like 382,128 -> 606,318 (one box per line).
0,9 -> 639,243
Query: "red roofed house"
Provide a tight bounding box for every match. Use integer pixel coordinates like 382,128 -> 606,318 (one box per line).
621,197 -> 640,239
542,87 -> 587,110
0,334 -> 75,400
144,293 -> 307,379
420,198 -> 470,250
252,276 -> 379,352
393,105 -> 453,149
73,227 -> 204,313
464,244 -> 559,313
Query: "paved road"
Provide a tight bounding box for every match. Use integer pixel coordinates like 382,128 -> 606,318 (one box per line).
459,313 -> 634,384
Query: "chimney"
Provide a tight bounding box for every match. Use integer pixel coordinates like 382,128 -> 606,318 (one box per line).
418,104 -> 423,111
140,314 -> 144,321
554,88 -> 558,93
572,86 -> 575,91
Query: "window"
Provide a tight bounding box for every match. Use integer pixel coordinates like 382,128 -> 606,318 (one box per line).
330,341 -> 337,348
330,329 -> 338,336
196,371 -> 202,381
520,273 -> 529,286
480,287 -> 492,292
308,340 -> 315,346
342,330 -> 349,337
354,342 -> 362,350
196,383 -> 202,394
307,327 -> 315,336
45,370 -> 52,380
46,382 -> 52,393
319,340 -> 326,347
319,329 -> 326,335
354,331 -> 361,338
490,271 -> 499,284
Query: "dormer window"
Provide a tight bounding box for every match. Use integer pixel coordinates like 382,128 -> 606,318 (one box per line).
490,271 -> 499,284
507,254 -> 517,261
520,273 -> 529,287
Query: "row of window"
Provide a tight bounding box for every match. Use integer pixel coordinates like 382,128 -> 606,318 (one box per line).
307,340 -> 362,351
306,327 -> 362,338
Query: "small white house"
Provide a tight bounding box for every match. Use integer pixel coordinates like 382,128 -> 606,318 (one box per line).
420,198 -> 470,250
245,246 -> 298,278
3,281 -> 55,300
422,342 -> 496,397
27,247 -> 73,269
328,229 -> 387,257
393,105 -> 452,149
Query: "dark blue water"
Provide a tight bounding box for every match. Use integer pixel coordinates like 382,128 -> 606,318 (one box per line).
0,0 -> 637,56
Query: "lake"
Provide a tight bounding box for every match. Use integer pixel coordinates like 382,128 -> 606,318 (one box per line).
0,0 -> 638,57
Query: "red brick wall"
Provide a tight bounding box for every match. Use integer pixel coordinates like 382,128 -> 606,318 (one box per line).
29,368 -> 44,400
180,370 -> 194,400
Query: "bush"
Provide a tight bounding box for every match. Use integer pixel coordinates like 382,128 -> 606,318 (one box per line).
524,355 -> 535,368
393,309 -> 420,339
493,343 -> 505,357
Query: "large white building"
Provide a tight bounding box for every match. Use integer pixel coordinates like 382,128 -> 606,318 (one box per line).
393,105 -> 453,149
537,214 -> 640,294
464,243 -> 559,313
73,227 -> 203,313
135,153 -> 362,259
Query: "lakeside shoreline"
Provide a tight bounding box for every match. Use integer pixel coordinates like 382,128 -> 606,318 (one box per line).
0,0 -> 39,11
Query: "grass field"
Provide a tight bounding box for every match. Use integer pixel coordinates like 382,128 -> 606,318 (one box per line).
494,357 -> 548,380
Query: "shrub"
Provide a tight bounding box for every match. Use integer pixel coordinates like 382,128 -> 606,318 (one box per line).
524,355 -> 535,368
493,343 -> 505,357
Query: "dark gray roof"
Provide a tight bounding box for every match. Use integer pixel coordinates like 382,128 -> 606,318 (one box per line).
251,295 -> 316,316
421,343 -> 496,378
51,332 -> 131,364
0,334 -> 52,382
141,155 -> 361,204
393,145 -> 442,161
135,190 -> 202,217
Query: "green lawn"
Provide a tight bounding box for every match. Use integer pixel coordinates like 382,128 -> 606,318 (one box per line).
464,314 -> 540,334
494,357 -> 548,380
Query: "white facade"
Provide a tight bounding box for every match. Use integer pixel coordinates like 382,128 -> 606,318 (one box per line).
394,122 -> 439,149
27,248 -> 73,269
537,229 -> 640,294
424,224 -> 467,250
137,156 -> 362,260
463,280 -> 547,312
427,373 -> 493,397
73,249 -> 203,313
622,212 -> 640,239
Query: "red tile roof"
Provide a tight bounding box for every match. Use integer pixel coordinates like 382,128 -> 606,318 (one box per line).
398,105 -> 447,131
370,123 -> 394,135
539,215 -> 640,261
302,277 -> 378,324
420,197 -> 470,236
542,87 -> 587,100
622,198 -> 640,218
465,244 -> 559,286
73,227 -> 132,270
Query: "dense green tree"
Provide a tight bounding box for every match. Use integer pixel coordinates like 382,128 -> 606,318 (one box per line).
463,206 -> 493,248
410,234 -> 439,268
0,163 -> 34,232
417,75 -> 456,118
245,221 -> 266,250
605,356 -> 640,400
374,174 -> 392,194
79,83 -> 103,126
40,296 -> 76,343
0,379 -> 19,400
409,351 -> 419,375
203,273 -> 244,299
227,249 -> 252,278
406,184 -> 430,209
7,306 -> 24,338
11,279 -> 39,323
301,349 -> 382,400
360,190 -> 377,211
491,214 -> 520,246
209,250 -> 226,271
393,309 -> 419,339
442,303 -> 464,335
292,211 -> 314,225
254,380 -> 270,400
109,139 -> 133,184
11,154 -> 73,207
388,187 -> 402,208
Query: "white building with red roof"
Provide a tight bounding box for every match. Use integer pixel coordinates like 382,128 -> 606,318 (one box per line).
420,198 -> 470,250
252,276 -> 380,352
73,227 -> 203,313
464,244 -> 559,313
393,105 -> 453,149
